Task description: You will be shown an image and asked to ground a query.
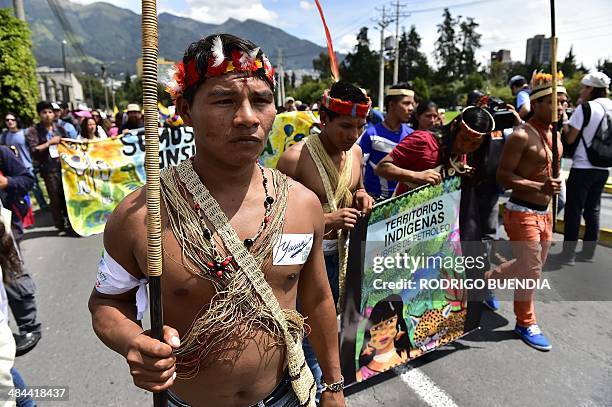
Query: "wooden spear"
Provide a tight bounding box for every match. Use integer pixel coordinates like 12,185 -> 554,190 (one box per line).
550,0 -> 560,227
141,0 -> 166,405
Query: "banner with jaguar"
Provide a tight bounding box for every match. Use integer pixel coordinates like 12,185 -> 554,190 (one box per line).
58,127 -> 195,237
340,177 -> 478,386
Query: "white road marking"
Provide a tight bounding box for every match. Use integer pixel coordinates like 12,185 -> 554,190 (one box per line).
395,366 -> 459,407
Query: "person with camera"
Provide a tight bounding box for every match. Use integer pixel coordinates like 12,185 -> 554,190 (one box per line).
492,72 -> 567,351
509,75 -> 531,119
555,71 -> 612,265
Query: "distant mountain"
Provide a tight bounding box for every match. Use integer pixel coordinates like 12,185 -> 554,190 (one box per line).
1,0 -> 331,74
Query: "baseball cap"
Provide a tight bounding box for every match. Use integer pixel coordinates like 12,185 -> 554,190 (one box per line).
127,103 -> 141,112
51,102 -> 61,111
508,75 -> 526,87
285,97 -> 295,104
581,72 -> 611,89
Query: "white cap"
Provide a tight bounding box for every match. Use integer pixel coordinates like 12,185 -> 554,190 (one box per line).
581,72 -> 611,89
51,102 -> 61,110
126,103 -> 141,112
285,97 -> 295,103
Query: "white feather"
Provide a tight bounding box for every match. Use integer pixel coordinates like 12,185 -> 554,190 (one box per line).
211,36 -> 225,67
249,47 -> 260,60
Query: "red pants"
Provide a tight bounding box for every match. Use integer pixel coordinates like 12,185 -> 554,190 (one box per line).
487,209 -> 552,327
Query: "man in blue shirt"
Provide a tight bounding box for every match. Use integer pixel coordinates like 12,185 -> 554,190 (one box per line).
358,84 -> 414,201
508,75 -> 531,119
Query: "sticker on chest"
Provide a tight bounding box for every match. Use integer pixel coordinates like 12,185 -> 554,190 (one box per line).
272,234 -> 314,266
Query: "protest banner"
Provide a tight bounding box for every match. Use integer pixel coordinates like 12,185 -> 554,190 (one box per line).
340,177 -> 480,386
58,127 -> 195,236
260,110 -> 319,168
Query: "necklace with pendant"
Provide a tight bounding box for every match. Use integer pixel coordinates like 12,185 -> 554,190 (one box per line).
189,162 -> 275,279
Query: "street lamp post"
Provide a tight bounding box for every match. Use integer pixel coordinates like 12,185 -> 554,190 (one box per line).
61,40 -> 68,78
101,65 -> 109,112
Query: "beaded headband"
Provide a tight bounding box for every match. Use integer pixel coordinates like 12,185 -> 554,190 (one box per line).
166,36 -> 275,101
321,89 -> 372,118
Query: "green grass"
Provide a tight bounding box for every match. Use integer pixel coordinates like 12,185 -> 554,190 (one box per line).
444,111 -> 460,124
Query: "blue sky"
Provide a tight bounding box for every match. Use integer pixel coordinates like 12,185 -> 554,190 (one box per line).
74,0 -> 611,70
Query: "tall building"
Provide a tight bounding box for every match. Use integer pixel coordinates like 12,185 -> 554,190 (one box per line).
491,49 -> 512,64
525,35 -> 552,65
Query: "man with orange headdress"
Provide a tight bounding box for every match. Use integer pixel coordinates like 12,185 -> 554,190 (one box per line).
492,72 -> 566,351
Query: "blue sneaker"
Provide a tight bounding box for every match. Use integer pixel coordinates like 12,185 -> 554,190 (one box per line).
483,290 -> 500,311
515,324 -> 552,351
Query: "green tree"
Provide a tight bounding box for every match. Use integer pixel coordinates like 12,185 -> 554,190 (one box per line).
560,46 -> 577,78
313,52 -> 331,80
398,25 -> 431,83
434,9 -> 460,80
0,9 -> 39,125
412,77 -> 430,101
596,59 -> 612,84
564,72 -> 584,104
461,72 -> 484,94
340,27 -> 380,100
291,79 -> 333,105
458,17 -> 481,76
76,73 -> 108,109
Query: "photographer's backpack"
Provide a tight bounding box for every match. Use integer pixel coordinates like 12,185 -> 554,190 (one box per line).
581,100 -> 612,167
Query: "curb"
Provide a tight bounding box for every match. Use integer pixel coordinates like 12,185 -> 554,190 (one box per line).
498,203 -> 612,248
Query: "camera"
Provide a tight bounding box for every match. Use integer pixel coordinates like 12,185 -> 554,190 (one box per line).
487,96 -> 515,131
467,90 -> 516,131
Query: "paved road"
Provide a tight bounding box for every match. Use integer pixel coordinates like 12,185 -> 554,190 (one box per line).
13,211 -> 612,407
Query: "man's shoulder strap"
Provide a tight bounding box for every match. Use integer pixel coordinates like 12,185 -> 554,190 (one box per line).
581,102 -> 592,129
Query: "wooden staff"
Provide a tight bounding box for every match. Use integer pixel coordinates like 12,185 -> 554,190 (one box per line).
550,0 -> 559,227
141,0 -> 166,405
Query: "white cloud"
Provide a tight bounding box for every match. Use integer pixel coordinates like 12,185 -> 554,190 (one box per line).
335,33 -> 358,54
299,1 -> 314,10
186,0 -> 278,24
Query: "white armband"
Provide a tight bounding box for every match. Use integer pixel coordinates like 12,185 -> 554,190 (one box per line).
96,250 -> 148,320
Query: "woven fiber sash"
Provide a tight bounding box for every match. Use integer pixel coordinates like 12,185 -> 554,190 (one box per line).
304,133 -> 352,314
175,160 -> 316,406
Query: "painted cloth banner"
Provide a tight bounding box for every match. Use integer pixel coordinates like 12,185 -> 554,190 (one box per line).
340,177 -> 474,386
260,111 -> 319,168
58,127 -> 195,236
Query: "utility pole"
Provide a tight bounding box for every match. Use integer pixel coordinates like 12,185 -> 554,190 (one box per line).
279,50 -> 286,108
12,0 -> 25,21
276,49 -> 283,107
392,1 -> 410,84
376,6 -> 392,111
